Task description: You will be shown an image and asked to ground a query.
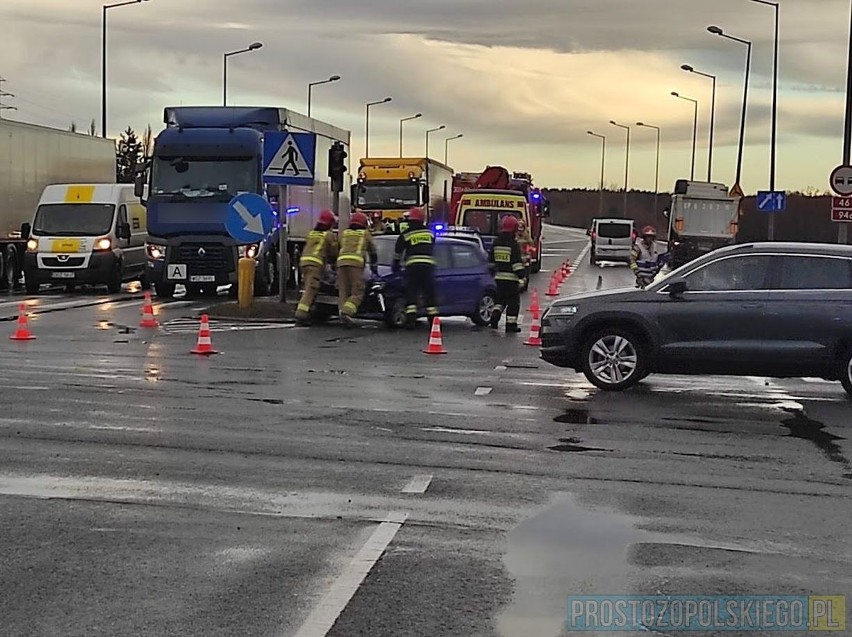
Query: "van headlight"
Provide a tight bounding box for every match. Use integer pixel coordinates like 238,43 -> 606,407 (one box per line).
146,244 -> 165,260
238,244 -> 260,259
95,238 -> 112,251
26,239 -> 38,253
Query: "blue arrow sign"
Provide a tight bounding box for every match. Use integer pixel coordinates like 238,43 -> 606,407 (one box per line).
225,193 -> 274,243
757,190 -> 786,212
263,131 -> 316,186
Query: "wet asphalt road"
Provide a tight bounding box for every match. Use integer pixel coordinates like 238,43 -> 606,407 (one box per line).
0,224 -> 850,637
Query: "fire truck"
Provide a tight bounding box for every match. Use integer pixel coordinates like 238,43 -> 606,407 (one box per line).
450,167 -> 548,273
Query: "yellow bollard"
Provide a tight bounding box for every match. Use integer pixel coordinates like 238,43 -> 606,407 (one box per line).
238,257 -> 255,309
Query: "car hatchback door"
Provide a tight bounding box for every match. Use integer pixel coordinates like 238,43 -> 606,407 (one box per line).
654,254 -> 776,373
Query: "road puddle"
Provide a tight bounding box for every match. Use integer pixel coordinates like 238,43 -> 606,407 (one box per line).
496,494 -> 647,636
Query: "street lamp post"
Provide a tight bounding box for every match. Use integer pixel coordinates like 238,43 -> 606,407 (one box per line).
399,113 -> 422,157
708,26 -> 752,196
637,123 -> 662,216
365,97 -> 392,157
671,92 -> 699,181
102,0 -> 149,139
223,42 -> 263,107
681,65 -> 717,182
444,133 -> 463,164
307,75 -> 340,117
587,131 -> 606,217
609,121 -> 631,217
425,125 -> 446,159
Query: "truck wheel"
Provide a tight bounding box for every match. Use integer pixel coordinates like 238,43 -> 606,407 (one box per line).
291,246 -> 302,288
254,258 -> 275,297
155,281 -> 176,299
107,264 -> 123,293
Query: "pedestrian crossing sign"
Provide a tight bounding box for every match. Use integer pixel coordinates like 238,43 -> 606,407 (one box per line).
263,131 -> 316,186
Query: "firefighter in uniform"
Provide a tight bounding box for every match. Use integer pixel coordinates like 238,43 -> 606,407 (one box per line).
295,210 -> 338,326
489,215 -> 526,333
516,219 -> 533,284
630,225 -> 661,289
392,207 -> 438,329
337,212 -> 378,327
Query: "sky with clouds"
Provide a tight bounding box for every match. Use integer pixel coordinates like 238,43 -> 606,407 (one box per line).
1,0 -> 850,192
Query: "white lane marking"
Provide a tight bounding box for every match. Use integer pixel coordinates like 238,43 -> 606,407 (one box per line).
401,474 -> 433,494
575,242 -> 591,266
495,365 -> 507,371
293,511 -> 409,637
474,386 -> 493,396
422,426 -> 491,435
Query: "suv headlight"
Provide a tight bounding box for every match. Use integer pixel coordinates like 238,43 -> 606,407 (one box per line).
146,244 -> 165,260
238,244 -> 260,259
548,305 -> 579,317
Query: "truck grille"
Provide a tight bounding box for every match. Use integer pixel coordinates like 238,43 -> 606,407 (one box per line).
42,256 -> 86,267
174,244 -> 232,275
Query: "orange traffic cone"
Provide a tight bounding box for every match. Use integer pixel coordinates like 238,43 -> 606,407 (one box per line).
9,304 -> 36,341
545,274 -> 560,297
191,314 -> 218,355
524,305 -> 542,346
139,291 -> 158,328
422,317 -> 447,355
526,287 -> 540,313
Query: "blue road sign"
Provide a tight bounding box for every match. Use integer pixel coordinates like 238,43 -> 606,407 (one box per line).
225,193 -> 275,243
757,190 -> 786,212
263,131 -> 316,186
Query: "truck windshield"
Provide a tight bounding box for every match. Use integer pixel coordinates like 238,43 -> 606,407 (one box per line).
462,209 -> 522,236
151,157 -> 257,199
32,204 -> 115,236
678,200 -> 738,236
356,183 -> 420,209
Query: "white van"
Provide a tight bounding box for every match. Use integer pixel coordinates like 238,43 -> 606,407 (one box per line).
589,218 -> 635,265
23,184 -> 148,293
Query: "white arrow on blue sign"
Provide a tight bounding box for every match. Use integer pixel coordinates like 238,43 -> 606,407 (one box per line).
225,193 -> 275,243
757,190 -> 786,212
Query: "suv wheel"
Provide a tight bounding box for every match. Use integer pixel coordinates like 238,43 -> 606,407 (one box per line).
470,291 -> 496,326
580,328 -> 645,391
840,348 -> 852,398
384,297 -> 408,330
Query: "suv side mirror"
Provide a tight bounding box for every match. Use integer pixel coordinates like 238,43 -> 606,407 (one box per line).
117,223 -> 131,240
668,278 -> 688,297
20,222 -> 31,238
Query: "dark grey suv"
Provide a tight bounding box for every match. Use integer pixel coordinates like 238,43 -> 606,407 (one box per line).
540,242 -> 852,396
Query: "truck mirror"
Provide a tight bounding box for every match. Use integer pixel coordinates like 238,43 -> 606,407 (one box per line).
134,173 -> 146,198
20,222 -> 31,238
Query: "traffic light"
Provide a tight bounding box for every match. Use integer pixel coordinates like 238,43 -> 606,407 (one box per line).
329,142 -> 347,193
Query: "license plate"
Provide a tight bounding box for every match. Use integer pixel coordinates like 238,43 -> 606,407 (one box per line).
51,272 -> 75,279
189,275 -> 216,282
50,239 -> 81,253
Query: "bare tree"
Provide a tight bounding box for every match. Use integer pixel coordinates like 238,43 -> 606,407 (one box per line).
142,124 -> 153,160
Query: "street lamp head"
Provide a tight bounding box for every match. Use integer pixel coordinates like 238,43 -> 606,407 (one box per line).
636,122 -> 645,127
249,42 -> 263,50
329,75 -> 341,82
671,91 -> 679,97
415,113 -> 423,118
383,97 -> 392,103
707,25 -> 724,35
609,120 -> 617,125
681,64 -> 694,72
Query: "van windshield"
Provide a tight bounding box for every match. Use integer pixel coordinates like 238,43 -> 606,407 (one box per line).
462,209 -> 521,236
597,222 -> 632,239
32,204 -> 115,236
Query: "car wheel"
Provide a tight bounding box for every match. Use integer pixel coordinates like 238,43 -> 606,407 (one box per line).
384,297 -> 408,329
840,348 -> 852,398
107,264 -> 123,293
580,328 -> 645,391
471,291 -> 496,326
155,281 -> 176,299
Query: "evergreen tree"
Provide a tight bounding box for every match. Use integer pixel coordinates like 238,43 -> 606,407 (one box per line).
115,127 -> 143,183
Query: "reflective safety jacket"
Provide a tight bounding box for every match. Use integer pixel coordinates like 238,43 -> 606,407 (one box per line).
489,233 -> 525,282
393,222 -> 436,267
630,240 -> 660,277
337,228 -> 378,268
300,229 -> 338,269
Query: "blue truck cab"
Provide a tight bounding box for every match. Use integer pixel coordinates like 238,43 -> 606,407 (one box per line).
138,106 -> 350,298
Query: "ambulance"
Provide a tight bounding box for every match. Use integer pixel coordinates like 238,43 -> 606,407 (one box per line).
23,184 -> 148,294
454,189 -> 530,253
